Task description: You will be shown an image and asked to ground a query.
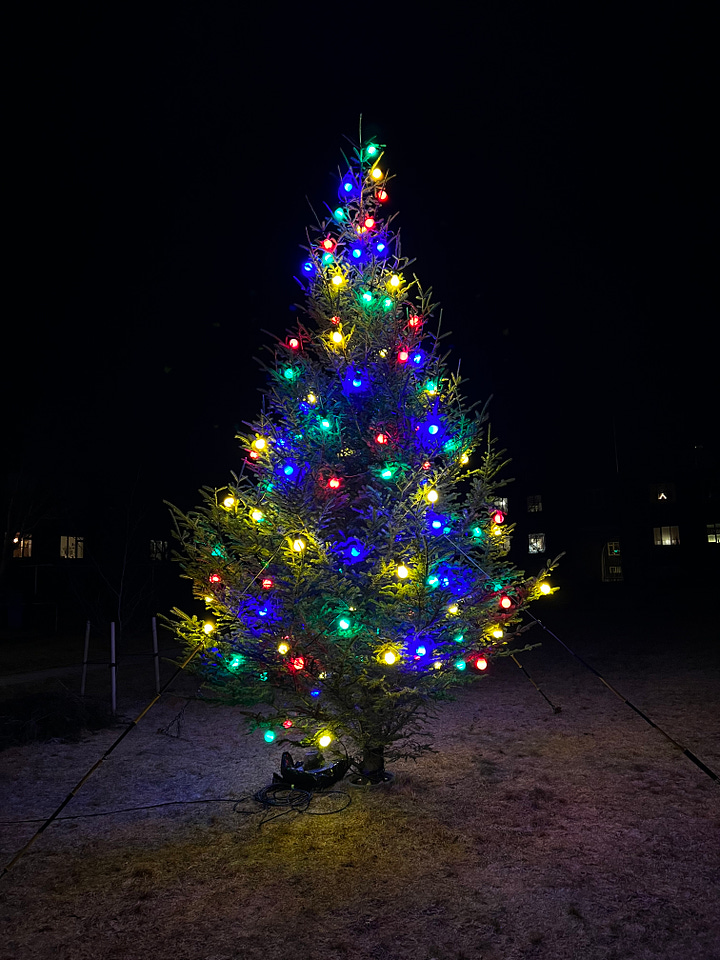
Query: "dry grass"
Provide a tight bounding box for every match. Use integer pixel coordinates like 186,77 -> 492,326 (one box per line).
1,600 -> 719,960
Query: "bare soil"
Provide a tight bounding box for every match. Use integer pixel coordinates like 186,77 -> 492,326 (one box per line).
1,593 -> 719,960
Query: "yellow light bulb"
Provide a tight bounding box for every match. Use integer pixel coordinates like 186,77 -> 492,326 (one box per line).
253,438 -> 266,451
433,661 -> 442,670
491,524 -> 501,536
331,330 -> 343,344
427,489 -> 439,503
492,628 -> 503,639
318,732 -> 332,748
251,509 -> 263,522
203,622 -> 214,635
397,564 -> 409,579
371,167 -> 383,180
378,349 -> 387,358
331,274 -> 344,286
389,274 -> 400,288
383,650 -> 397,665
223,496 -> 236,508
540,582 -> 552,594
307,393 -> 317,404
460,454 -> 469,465
448,604 -> 459,614
293,538 -> 305,552
204,595 -> 213,603
278,642 -> 290,655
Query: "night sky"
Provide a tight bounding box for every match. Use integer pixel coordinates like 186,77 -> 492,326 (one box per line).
8,6 -> 716,530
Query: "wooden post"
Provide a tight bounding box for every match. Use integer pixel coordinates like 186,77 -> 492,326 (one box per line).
152,616 -> 160,694
110,622 -> 117,715
80,620 -> 91,697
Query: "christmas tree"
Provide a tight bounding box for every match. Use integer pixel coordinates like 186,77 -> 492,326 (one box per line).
169,133 -> 559,783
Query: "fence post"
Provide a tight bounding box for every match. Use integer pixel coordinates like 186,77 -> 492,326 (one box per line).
80,620 -> 90,697
152,616 -> 160,695
110,622 -> 117,715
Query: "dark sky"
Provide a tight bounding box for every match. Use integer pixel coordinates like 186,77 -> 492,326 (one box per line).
8,5 -> 717,525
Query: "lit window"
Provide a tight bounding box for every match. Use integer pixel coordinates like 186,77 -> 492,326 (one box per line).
150,540 -> 168,561
651,483 -> 676,503
528,533 -> 546,554
494,497 -> 508,513
653,526 -> 679,547
12,534 -> 32,558
60,535 -> 84,559
527,495 -> 542,513
607,541 -> 621,556
707,523 -> 720,544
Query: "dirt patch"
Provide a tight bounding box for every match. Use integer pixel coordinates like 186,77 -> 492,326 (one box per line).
1,604 -> 719,960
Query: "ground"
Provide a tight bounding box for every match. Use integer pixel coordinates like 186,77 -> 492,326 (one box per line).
0,587 -> 718,960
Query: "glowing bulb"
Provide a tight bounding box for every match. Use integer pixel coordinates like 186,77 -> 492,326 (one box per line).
293,539 -> 305,552
290,656 -> 305,671
223,496 -> 236,508
491,510 -> 505,524
253,438 -> 266,451
427,489 -> 439,503
264,730 -> 276,743
352,377 -> 362,388
398,349 -> 409,363
278,642 -> 290,655
320,419 -> 331,430
288,337 -> 300,350
321,237 -> 336,252
376,241 -> 386,252
311,689 -> 320,697
460,453 -> 469,465
371,167 -> 383,180
261,578 -> 273,589
318,732 -> 332,748
284,367 -> 296,379
338,618 -> 351,631
500,595 -> 512,609
362,291 -> 373,302
376,433 -> 388,444
209,573 -> 221,584
455,660 -> 466,671
427,575 -> 439,588
251,509 -> 264,522
448,604 -> 459,614
334,207 -> 345,221
364,217 -> 375,229
331,330 -> 343,344
383,650 -> 397,665
331,274 -> 344,287
409,315 -> 421,327
433,661 -> 442,670
540,582 -> 552,594
327,477 -> 341,489
352,248 -> 362,258
415,645 -> 427,656
366,144 -> 378,157
203,622 -> 214,634
282,719 -> 293,729
283,464 -> 295,476
475,657 -> 488,671
428,424 -> 439,435
397,564 -> 409,579
377,188 -> 388,201
492,628 -> 503,639
378,348 -> 387,358
380,467 -> 393,479
389,274 -> 400,288
307,393 -> 317,404
425,381 -> 437,394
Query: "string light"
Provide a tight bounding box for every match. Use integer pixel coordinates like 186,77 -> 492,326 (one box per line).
292,538 -> 306,552
371,167 -> 383,180
475,657 -> 488,671
209,574 -> 222,584
278,641 -> 290,655
500,595 -> 512,609
327,477 -> 342,489
331,330 -> 344,344
203,622 -> 214,635
398,349 -> 409,363
540,582 -> 552,594
376,432 -> 388,444
318,732 -> 333,748
253,438 -> 266,451
397,564 -> 409,579
383,650 -> 397,665
288,337 -> 300,350
264,730 -> 276,742
427,489 -> 439,503
491,628 -> 503,639
376,189 -> 388,201
282,719 -> 293,729
251,509 -> 264,522
290,656 -> 305,671
261,578 -> 274,589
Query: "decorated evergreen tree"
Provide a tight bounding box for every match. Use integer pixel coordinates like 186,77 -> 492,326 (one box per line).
169,133 -> 559,783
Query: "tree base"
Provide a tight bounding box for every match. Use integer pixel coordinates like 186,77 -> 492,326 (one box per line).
348,770 -> 395,787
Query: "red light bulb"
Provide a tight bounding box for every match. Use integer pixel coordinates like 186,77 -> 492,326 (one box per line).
329,315 -> 340,324
321,237 -> 336,252
376,433 -> 388,445
475,657 -> 488,671
376,189 -> 388,202
500,595 -> 512,609
408,315 -> 422,328
282,719 -> 293,729
398,349 -> 409,363
491,510 -> 505,524
209,574 -> 222,584
261,578 -> 273,589
328,477 -> 341,489
290,656 -> 305,671
364,217 -> 375,230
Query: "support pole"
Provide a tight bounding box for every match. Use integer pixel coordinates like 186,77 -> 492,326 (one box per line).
152,616 -> 160,695
110,622 -> 117,715
80,620 -> 90,697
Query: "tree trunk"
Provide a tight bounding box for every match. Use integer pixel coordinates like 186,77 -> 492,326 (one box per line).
360,746 -> 385,779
